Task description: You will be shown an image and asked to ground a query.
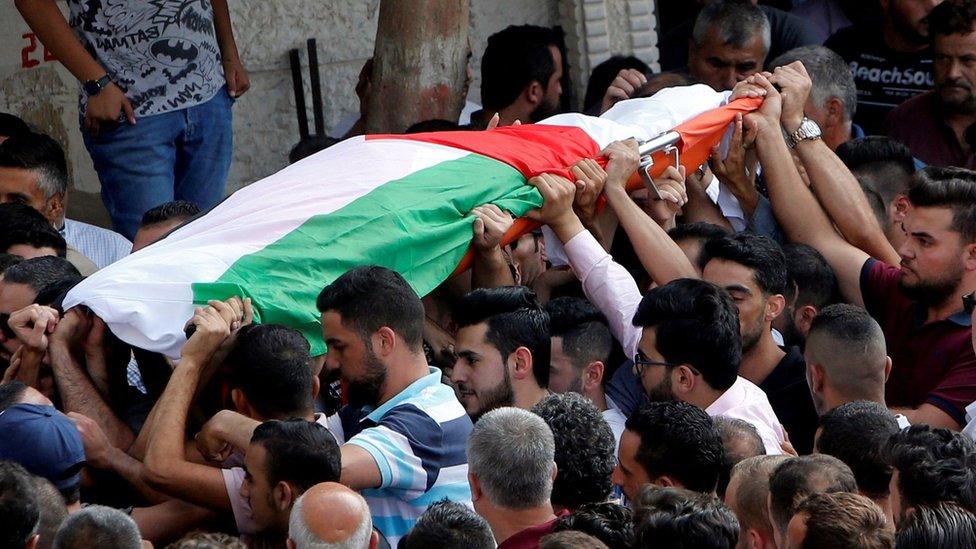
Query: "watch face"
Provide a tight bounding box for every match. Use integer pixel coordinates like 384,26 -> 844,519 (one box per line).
84,80 -> 101,96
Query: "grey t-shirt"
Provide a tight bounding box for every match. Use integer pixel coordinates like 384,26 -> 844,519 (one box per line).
68,0 -> 225,118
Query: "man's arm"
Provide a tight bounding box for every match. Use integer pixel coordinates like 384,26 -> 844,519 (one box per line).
470,205 -> 516,289
48,309 -> 135,450
15,0 -> 135,126
339,444 -> 383,491
891,405 -> 961,430
142,305 -> 235,511
132,500 -> 218,546
211,0 -> 249,98
601,141 -> 698,285
771,62 -> 900,265
745,75 -> 870,306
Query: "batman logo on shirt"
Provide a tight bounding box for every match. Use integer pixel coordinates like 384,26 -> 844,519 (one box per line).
150,38 -> 199,67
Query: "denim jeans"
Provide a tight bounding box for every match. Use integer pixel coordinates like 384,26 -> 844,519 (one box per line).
82,88 -> 234,239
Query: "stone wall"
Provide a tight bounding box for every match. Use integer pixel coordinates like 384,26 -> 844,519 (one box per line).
0,0 -> 657,227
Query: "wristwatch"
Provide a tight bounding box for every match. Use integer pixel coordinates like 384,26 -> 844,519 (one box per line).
83,74 -> 111,97
785,117 -> 822,149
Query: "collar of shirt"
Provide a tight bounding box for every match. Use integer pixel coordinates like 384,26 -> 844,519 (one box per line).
362,367 -> 442,423
910,301 -> 973,328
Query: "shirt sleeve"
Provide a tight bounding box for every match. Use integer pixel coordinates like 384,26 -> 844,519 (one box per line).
221,467 -> 256,535
748,196 -> 786,245
347,405 -> 442,498
925,345 -> 976,426
860,258 -> 903,318
564,230 -> 643,360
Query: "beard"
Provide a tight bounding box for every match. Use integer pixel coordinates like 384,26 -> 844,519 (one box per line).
645,371 -> 677,403
778,308 -> 806,349
345,347 -> 388,409
470,366 -> 515,422
529,95 -> 560,122
740,312 -> 766,354
899,262 -> 964,307
938,80 -> 976,114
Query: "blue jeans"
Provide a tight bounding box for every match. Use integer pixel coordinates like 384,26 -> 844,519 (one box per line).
82,89 -> 234,239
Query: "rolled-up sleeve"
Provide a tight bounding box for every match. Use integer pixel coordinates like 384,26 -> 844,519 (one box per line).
564,230 -> 643,359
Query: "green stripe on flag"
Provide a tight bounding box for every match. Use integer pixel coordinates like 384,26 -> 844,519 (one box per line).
191,152 -> 543,356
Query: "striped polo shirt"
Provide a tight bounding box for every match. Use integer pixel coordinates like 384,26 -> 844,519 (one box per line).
347,367 -> 473,546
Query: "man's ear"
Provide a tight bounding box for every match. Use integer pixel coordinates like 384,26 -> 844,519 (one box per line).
525,81 -> 544,106
369,531 -> 379,549
884,356 -> 893,382
511,346 -> 534,381
374,327 -> 397,357
656,475 -> 677,488
231,388 -> 250,416
892,194 -> 910,223
311,375 -> 321,401
825,97 -> 845,127
287,539 -> 297,549
964,243 -> 976,272
806,362 -> 825,394
795,305 -> 818,337
46,192 -> 65,226
275,481 -> 294,511
765,294 -> 786,322
468,473 -> 482,501
672,365 -> 697,395
583,361 -> 605,392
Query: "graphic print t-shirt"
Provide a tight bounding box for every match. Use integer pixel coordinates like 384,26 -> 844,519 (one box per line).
68,0 -> 225,118
825,26 -> 934,135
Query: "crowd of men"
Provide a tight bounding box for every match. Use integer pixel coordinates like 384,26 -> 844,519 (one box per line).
4,0 -> 976,547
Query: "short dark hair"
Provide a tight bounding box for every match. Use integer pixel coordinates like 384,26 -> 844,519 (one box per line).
553,502 -> 634,549
667,221 -> 732,244
805,304 -> 888,402
531,393 -> 615,509
0,460 -> 39,549
0,202 -> 57,231
632,278 -> 741,391
398,499 -> 495,549
545,297 -> 613,371
0,113 -> 30,139
700,232 -> 788,296
2,256 -> 80,293
139,200 -> 201,228
928,0 -> 976,39
837,137 -> 916,205
405,119 -> 461,134
795,492 -> 893,549
1,226 -> 67,258
908,167 -> 976,242
816,401 -> 900,499
895,503 -> 976,548
33,476 -> 68,549
250,420 -> 341,492
316,265 -> 425,350
481,25 -> 558,110
227,324 -> 314,419
583,55 -> 650,112
0,382 -> 28,413
768,455 -> 858,539
633,489 -> 739,549
692,0 -> 771,52
782,244 -> 840,310
0,253 -> 23,274
0,132 -> 68,198
883,424 -> 976,513
455,286 -> 551,388
625,401 -> 724,494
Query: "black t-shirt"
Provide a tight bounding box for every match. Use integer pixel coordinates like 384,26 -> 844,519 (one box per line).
760,346 -> 818,455
825,25 -> 934,135
659,6 -> 821,73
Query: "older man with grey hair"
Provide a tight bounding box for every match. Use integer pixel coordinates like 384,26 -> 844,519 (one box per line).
468,407 -> 559,548
52,505 -> 143,549
769,46 -> 860,150
686,1 -> 772,92
287,482 -> 377,549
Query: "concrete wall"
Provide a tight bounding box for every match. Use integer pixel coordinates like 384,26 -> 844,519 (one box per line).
0,0 -> 656,227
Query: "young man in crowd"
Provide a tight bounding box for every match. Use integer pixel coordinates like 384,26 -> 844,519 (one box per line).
784,492 -> 894,549
724,455 -> 789,549
397,499 -> 495,549
452,286 -> 551,419
776,244 -> 840,348
131,201 -> 201,253
767,455 -> 858,547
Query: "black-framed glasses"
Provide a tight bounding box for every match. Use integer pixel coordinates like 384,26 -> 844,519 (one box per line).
634,350 -> 675,377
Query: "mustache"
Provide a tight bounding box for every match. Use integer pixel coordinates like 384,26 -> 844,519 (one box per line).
941,79 -> 973,90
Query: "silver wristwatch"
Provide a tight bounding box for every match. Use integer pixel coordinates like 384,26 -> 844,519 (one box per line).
785,117 -> 822,149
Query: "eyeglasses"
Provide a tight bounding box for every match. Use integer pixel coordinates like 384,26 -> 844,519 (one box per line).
633,350 -> 702,378
634,350 -> 674,378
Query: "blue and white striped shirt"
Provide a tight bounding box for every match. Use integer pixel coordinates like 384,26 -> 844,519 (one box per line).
61,218 -> 131,269
347,367 -> 473,546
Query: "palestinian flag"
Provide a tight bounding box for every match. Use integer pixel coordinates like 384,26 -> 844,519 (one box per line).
64,85 -> 760,358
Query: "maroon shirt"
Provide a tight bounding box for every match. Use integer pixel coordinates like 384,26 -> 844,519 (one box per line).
497,511 -> 569,549
861,259 -> 976,425
885,90 -> 976,170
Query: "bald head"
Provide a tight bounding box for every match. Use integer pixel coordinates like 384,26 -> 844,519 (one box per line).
288,482 -> 374,549
804,304 -> 888,413
725,455 -> 789,539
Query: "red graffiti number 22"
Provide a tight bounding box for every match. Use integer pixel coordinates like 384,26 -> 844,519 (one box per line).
22,33 -> 56,69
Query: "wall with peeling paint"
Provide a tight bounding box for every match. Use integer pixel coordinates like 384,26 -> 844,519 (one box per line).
0,0 -> 659,227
